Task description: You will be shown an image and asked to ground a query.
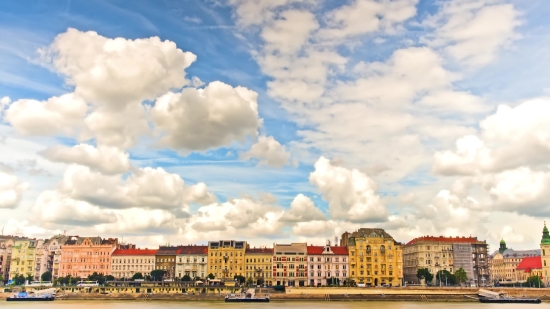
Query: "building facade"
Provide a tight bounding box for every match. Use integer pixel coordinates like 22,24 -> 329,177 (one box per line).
0,237 -> 18,281
273,242 -> 307,287
490,239 -> 540,284
155,246 -> 178,279
9,238 -> 44,280
541,223 -> 550,286
346,228 -> 403,287
472,240 -> 490,286
307,241 -> 349,286
244,247 -> 273,285
176,245 -> 208,279
112,248 -> 157,279
515,256 -> 542,283
58,237 -> 118,278
207,240 -> 246,280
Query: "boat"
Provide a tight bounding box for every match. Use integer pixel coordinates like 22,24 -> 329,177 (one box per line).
6,290 -> 55,302
225,288 -> 270,302
26,281 -> 53,287
477,289 -> 541,304
76,280 -> 99,287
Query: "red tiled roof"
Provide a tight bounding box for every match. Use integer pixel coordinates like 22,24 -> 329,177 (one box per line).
176,245 -> 208,255
406,236 -> 479,246
307,246 -> 349,255
112,248 -> 157,256
516,256 -> 542,272
246,248 -> 274,254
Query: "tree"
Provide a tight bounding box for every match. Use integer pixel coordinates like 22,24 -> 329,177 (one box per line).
436,270 -> 456,286
246,277 -> 254,286
25,274 -> 33,283
257,277 -> 264,286
14,274 -> 26,285
234,275 -> 246,284
207,273 -> 215,280
105,275 -> 115,282
455,268 -> 468,285
150,270 -> 166,281
0,274 -> 4,282
41,271 -> 52,282
526,275 -> 543,288
132,273 -> 144,280
417,268 -> 433,285
182,275 -> 191,282
88,272 -> 106,284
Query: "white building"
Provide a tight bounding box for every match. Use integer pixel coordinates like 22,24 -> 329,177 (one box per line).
307,241 -> 349,286
111,248 -> 157,279
176,245 -> 208,279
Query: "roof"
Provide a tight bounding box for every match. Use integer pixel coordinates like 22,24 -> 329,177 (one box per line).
307,246 -> 348,255
350,228 -> 394,239
491,248 -> 541,258
112,248 -> 158,256
245,248 -> 274,254
156,246 -> 179,255
177,245 -> 208,255
516,256 -> 542,273
406,236 -> 480,246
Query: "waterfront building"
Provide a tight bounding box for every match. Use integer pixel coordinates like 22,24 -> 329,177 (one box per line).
8,238 -> 44,280
155,246 -> 178,279
0,237 -> 18,280
175,245 -> 208,279
307,241 -> 349,286
207,240 -> 246,280
404,236 -> 489,286
490,239 -> 540,284
515,256 -> 542,283
541,223 -> 550,286
58,236 -> 118,278
112,248 -> 157,279
273,242 -> 307,287
345,228 -> 403,287
34,235 -> 71,280
244,247 -> 273,285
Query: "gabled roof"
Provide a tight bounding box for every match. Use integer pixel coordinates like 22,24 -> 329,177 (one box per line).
177,245 -> 208,255
406,236 -> 479,246
112,248 -> 158,256
492,248 -> 541,258
516,256 -> 542,273
307,246 -> 349,255
245,248 -> 274,254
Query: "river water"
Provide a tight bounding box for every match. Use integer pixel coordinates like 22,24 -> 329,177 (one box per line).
3,301 -> 550,308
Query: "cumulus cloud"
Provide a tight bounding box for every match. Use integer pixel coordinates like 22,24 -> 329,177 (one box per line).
152,81 -> 261,152
40,144 -> 131,175
5,93 -> 87,137
280,194 -> 325,222
0,171 -> 29,208
309,156 -> 388,222
241,136 -> 291,167
0,96 -> 10,111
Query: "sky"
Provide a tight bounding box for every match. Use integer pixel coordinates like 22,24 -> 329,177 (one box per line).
1,0 -> 550,251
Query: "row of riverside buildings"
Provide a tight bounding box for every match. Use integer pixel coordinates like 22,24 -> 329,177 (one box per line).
1,224 -> 550,287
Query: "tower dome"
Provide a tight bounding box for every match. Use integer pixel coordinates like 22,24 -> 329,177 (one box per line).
541,222 -> 550,245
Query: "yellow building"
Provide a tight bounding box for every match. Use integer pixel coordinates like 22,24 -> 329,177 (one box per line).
343,228 -> 403,287
244,247 -> 273,285
207,240 -> 246,281
9,239 -> 43,280
540,223 -> 550,286
490,239 -> 539,283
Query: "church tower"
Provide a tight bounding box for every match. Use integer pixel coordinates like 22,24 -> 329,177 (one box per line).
498,239 -> 507,254
541,222 -> 550,286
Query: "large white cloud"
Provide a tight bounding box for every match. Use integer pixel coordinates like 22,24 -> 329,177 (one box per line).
5,93 -> 87,137
152,81 -> 261,152
40,143 -> 131,175
0,170 -> 29,208
241,136 -> 291,167
309,156 -> 388,222
280,194 -> 325,222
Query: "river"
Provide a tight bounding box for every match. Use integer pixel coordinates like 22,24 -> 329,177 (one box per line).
3,301 -> 550,308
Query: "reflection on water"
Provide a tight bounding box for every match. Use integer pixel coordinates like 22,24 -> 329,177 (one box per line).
4,301 -> 550,309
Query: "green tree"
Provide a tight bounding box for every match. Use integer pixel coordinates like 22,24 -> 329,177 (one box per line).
246,277 -> 254,286
455,268 -> 468,285
41,271 -> 52,282
436,270 -> 456,286
14,274 -> 26,285
417,268 -> 434,285
25,274 -> 33,283
105,275 -> 115,282
234,275 -> 246,284
257,277 -> 264,286
88,272 -> 106,284
0,274 -> 4,282
526,275 -> 543,288
150,270 -> 166,281
132,272 -> 144,280
207,273 -> 215,280
182,274 -> 191,282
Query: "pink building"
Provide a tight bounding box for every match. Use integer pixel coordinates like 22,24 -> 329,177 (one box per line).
307,242 -> 349,286
59,237 -> 118,278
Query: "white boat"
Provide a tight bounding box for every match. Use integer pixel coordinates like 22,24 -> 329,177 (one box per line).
26,281 -> 53,287
76,280 -> 99,287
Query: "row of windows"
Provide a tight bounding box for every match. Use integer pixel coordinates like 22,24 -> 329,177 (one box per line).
309,264 -> 347,270
246,258 -> 272,263
113,258 -> 154,264
309,271 -> 347,277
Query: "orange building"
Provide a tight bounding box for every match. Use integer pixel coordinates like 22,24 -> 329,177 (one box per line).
59,236 -> 118,278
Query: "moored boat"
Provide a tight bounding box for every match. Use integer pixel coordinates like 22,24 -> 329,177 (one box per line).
225,288 -> 270,302
477,289 -> 541,304
6,291 -> 55,302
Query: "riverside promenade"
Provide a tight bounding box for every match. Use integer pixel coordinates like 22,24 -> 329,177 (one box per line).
2,287 -> 550,302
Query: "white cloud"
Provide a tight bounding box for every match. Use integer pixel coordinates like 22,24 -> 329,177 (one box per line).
309,156 -> 388,222
152,81 -> 261,152
261,10 -> 319,55
40,143 -> 131,175
424,0 -> 520,67
183,16 -> 202,24
229,0 -> 314,26
241,136 -> 291,167
280,194 -> 325,222
5,93 -> 87,137
0,171 -> 29,208
0,96 -> 10,111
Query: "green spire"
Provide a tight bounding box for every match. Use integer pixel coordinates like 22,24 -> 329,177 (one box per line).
542,222 -> 550,245
499,239 -> 507,254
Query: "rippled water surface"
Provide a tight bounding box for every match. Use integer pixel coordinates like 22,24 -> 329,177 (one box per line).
4,301 -> 550,309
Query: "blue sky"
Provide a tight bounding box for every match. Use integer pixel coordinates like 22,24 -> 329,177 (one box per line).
1,0 -> 550,249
